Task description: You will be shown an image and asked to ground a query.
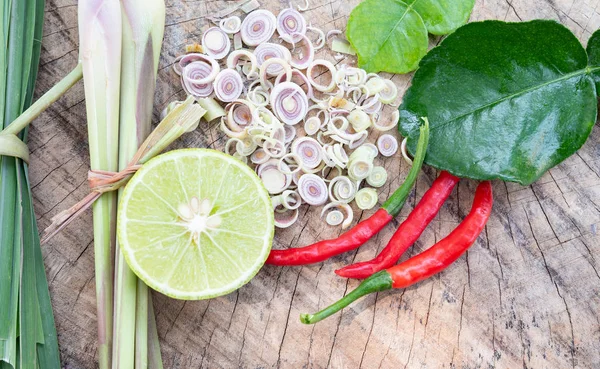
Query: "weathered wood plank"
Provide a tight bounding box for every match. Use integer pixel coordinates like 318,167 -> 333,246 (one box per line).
30,0 -> 600,367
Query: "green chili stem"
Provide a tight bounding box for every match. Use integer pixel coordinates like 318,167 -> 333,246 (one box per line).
300,270 -> 393,324
382,117 -> 430,217
2,63 -> 82,136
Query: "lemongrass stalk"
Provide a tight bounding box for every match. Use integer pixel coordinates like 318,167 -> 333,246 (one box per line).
1,64 -> 82,136
147,294 -> 163,369
113,1 -> 165,368
78,2 -> 123,369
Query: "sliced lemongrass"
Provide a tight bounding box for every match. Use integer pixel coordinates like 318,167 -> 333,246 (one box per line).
247,85 -> 270,106
307,59 -> 336,92
347,86 -> 364,103
355,188 -> 378,210
320,202 -> 353,229
357,93 -> 381,111
181,62 -> 216,97
274,206 -> 299,228
261,167 -> 291,194
325,210 -> 344,226
263,139 -> 287,158
252,106 -> 281,127
278,153 -> 303,174
328,175 -> 356,203
321,145 -> 336,167
197,97 -> 226,122
277,8 -> 306,43
259,57 -> 291,88
291,137 -> 322,169
400,137 -> 413,165
240,9 -> 277,46
286,33 -> 314,70
307,26 -> 325,49
348,158 -> 373,180
234,32 -> 243,49
220,118 -> 247,139
255,43 -> 291,76
364,76 -> 386,96
304,116 -> 321,135
331,38 -> 356,56
348,130 -> 369,149
251,148 -> 270,164
241,0 -> 261,13
276,68 -> 314,99
353,143 -> 379,159
297,173 -> 328,205
379,79 -> 398,104
225,137 -> 243,156
345,67 -> 367,85
270,81 -> 308,125
182,57 -> 220,86
233,152 -> 249,164
326,29 -> 343,40
236,136 -> 258,156
284,124 -> 297,143
219,16 -> 242,34
327,115 -> 349,132
366,166 -> 387,187
213,69 -> 244,102
377,134 -> 398,157
320,165 -> 342,181
227,49 -> 258,77
227,99 -> 254,127
274,190 -> 302,210
202,27 -> 231,59
372,110 -> 398,131
348,109 -> 371,132
296,0 -> 310,11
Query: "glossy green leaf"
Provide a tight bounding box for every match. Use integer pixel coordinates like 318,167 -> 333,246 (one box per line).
587,29 -> 600,90
409,0 -> 475,35
399,20 -> 599,185
346,0 -> 475,74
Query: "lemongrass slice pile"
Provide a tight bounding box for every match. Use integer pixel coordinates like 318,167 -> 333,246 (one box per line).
170,5 -> 406,229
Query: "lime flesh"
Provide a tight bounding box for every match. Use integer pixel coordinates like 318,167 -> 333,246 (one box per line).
117,149 -> 274,300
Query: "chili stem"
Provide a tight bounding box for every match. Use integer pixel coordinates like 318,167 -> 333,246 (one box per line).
382,117 -> 430,217
300,271 -> 393,324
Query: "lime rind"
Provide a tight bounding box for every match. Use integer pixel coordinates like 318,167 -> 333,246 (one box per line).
117,148 -> 274,300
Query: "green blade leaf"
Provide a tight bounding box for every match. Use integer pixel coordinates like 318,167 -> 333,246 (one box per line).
346,0 -> 428,74
399,20 -> 598,185
346,0 -> 474,73
587,29 -> 600,91
409,0 -> 475,35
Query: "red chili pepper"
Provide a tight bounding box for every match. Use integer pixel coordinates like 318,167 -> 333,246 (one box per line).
300,180 -> 493,324
266,119 -> 430,266
335,171 -> 460,279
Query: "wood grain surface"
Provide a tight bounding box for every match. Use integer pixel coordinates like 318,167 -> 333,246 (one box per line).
32,0 -> 600,368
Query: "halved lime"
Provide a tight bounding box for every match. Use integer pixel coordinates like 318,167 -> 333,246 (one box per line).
117,149 -> 274,300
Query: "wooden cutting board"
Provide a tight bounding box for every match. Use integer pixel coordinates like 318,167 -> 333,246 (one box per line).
32,0 -> 600,367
